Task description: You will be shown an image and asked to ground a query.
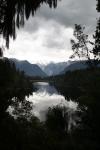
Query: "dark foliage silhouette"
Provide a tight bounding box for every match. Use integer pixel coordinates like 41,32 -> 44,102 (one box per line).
70,0 -> 100,66
70,22 -> 100,67
0,1 -> 100,150
96,0 -> 100,12
70,24 -> 91,60
0,0 -> 59,48
93,18 -> 100,62
0,58 -> 33,120
50,68 -> 100,149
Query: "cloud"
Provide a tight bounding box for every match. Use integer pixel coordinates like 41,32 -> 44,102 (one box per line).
4,0 -> 99,63
22,0 -> 98,33
4,23 -> 73,63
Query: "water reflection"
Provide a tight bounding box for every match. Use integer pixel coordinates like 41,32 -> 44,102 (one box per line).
26,82 -> 80,129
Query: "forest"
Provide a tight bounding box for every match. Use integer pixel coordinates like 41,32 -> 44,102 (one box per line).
0,0 -> 100,150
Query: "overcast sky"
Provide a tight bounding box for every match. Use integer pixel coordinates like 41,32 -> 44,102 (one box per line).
4,0 -> 99,64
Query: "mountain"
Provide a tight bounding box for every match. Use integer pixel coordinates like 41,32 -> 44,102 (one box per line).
8,58 -> 92,77
39,61 -> 71,76
61,61 -> 89,74
9,58 -> 47,77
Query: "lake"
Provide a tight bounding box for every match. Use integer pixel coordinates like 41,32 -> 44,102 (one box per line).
26,82 -> 81,131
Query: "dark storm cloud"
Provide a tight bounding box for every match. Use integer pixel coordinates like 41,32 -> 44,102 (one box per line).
6,0 -> 99,63
38,0 -> 98,27
43,22 -> 66,49
23,0 -> 99,34
44,38 -> 65,49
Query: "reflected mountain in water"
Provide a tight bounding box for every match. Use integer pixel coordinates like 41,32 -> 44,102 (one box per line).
26,82 -> 81,131
34,82 -> 58,94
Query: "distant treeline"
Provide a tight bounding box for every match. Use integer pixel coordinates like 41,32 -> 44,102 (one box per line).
1,64 -> 100,150
0,58 -> 34,118
49,68 -> 100,149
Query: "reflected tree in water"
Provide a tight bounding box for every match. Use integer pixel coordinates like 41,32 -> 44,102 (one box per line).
0,0 -> 60,125
0,0 -> 60,120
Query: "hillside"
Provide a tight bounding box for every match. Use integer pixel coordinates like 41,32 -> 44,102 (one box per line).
39,61 -> 71,76
10,58 -> 47,77
61,60 -> 88,74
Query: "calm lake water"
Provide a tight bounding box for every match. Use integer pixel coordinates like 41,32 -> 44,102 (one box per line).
26,82 -> 81,130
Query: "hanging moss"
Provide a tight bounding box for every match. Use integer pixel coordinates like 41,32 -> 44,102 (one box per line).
0,0 -> 58,48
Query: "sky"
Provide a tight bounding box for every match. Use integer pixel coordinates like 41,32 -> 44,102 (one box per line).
4,0 -> 99,64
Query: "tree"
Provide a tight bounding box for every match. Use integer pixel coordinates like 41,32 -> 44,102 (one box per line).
70,0 -> 100,67
45,106 -> 68,133
0,0 -> 59,48
93,18 -> 100,63
0,58 -> 33,120
45,105 -> 81,133
96,0 -> 100,12
70,24 -> 92,63
70,22 -> 100,67
0,48 -> 3,57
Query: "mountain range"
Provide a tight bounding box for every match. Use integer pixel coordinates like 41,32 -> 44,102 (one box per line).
38,61 -> 72,76
61,60 -> 88,74
9,58 -> 90,77
9,58 -> 47,77
39,60 -> 89,76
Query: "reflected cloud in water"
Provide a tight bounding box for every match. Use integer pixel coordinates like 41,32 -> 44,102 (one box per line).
26,82 -> 79,123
